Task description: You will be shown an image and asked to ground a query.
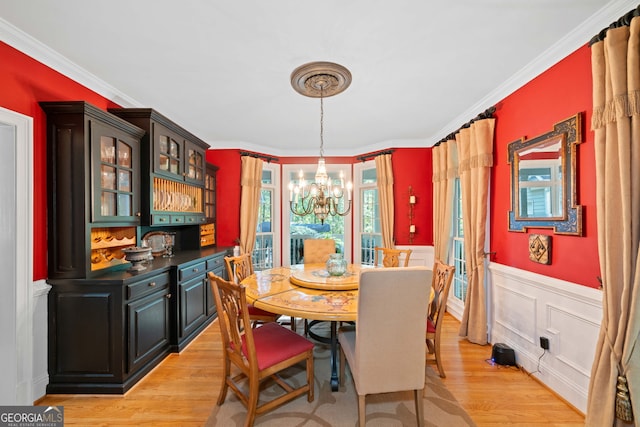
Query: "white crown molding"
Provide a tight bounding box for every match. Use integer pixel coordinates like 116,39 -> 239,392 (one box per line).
0,17 -> 143,108
428,0 -> 640,147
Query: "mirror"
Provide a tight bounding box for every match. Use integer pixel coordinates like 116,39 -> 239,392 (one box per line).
517,134 -> 564,219
508,113 -> 583,235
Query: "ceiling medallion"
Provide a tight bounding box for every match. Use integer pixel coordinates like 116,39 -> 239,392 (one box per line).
290,61 -> 352,98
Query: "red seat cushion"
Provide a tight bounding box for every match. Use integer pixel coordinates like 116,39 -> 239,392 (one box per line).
242,322 -> 314,370
426,317 -> 436,334
246,304 -> 278,318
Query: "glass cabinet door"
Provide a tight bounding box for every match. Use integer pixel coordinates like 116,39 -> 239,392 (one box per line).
153,124 -> 183,180
204,165 -> 216,220
93,122 -> 140,223
185,143 -> 204,185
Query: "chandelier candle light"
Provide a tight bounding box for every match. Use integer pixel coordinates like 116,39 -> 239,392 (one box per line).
289,61 -> 353,224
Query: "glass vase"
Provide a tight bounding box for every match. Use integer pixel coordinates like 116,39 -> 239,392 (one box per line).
326,253 -> 347,276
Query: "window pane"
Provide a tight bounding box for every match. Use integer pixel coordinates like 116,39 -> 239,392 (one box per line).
361,189 -> 380,233
452,177 -> 468,302
256,189 -> 272,232
362,168 -> 377,184
262,169 -> 272,185
358,164 -> 381,266
254,187 -> 274,270
253,235 -> 273,270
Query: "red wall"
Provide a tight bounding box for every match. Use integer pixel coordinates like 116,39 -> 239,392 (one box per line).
491,44 -> 600,288
205,149 -> 242,247
391,148 -> 433,245
0,42 -> 121,281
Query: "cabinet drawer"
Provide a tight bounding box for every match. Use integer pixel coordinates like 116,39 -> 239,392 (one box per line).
170,215 -> 185,224
151,214 -> 171,225
127,272 -> 170,301
185,214 -> 205,224
178,261 -> 206,282
206,255 -> 225,272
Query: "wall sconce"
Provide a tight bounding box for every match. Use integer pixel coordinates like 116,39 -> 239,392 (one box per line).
409,186 -> 416,243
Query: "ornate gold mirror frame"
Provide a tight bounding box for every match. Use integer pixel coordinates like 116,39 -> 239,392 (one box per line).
507,113 -> 583,235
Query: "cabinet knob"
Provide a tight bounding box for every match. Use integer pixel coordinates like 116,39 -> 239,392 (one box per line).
148,282 -> 156,287
136,212 -> 142,217
193,267 -> 199,273
166,293 -> 172,299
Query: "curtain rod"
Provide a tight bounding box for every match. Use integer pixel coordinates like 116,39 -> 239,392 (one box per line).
356,149 -> 395,162
590,6 -> 640,46
239,151 -> 279,163
434,106 -> 496,146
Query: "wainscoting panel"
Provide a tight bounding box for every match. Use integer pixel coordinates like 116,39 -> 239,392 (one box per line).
397,245 -> 433,268
493,284 -> 537,345
488,263 -> 602,413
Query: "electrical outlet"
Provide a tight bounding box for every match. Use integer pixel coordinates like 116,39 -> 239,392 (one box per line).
540,336 -> 550,350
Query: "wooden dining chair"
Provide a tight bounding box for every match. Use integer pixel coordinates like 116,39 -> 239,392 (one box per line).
224,253 -> 281,328
303,238 -> 336,263
426,259 -> 455,377
338,267 -> 432,427
373,246 -> 412,267
302,239 -> 336,335
208,272 -> 315,426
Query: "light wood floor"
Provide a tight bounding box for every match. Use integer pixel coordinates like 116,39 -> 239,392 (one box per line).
37,314 -> 585,426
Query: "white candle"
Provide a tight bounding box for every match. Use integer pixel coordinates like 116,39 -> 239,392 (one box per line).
347,181 -> 353,200
288,182 -> 294,201
410,224 -> 416,233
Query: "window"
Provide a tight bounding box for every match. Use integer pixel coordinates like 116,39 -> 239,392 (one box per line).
282,164 -> 352,266
452,178 -> 468,302
253,164 -> 280,270
354,161 -> 382,265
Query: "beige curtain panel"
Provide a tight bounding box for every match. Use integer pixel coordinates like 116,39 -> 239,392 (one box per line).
587,17 -> 640,426
456,118 -> 494,346
375,154 -> 395,248
432,140 -> 458,263
239,156 -> 263,255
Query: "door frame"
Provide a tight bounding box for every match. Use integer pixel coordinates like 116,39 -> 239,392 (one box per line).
0,106 -> 34,404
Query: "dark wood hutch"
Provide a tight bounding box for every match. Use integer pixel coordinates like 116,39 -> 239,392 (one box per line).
41,102 -> 228,394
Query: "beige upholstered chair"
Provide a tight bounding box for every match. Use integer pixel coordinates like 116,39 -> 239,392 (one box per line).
426,259 -> 455,377
224,253 -> 280,328
373,246 -> 412,267
339,267 -> 432,427
303,238 -> 336,263
209,272 -> 314,426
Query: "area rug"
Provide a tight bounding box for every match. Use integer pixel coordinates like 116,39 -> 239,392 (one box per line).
205,342 -> 476,426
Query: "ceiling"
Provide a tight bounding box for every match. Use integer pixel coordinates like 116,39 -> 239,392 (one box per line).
0,1 -> 634,156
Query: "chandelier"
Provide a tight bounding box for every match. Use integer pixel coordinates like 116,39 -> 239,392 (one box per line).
288,62 -> 353,224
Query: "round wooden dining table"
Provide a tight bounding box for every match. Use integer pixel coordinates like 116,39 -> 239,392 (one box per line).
242,263 -> 372,391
